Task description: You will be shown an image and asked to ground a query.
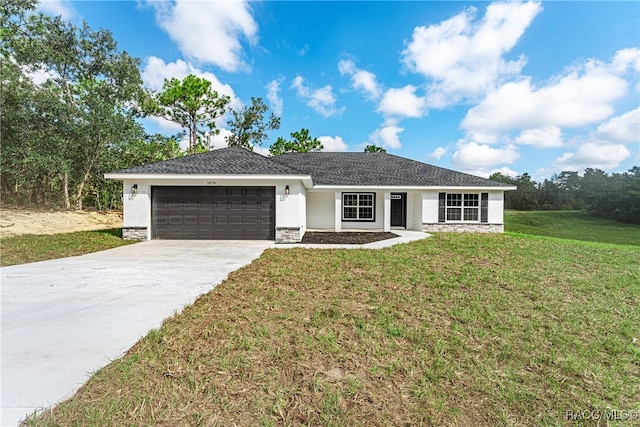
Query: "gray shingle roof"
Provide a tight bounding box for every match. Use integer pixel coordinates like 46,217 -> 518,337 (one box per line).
109,146 -> 303,175
109,146 -> 511,188
272,152 -> 512,187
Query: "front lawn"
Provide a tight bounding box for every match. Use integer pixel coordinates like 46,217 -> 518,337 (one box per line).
504,210 -> 640,246
26,233 -> 640,426
0,229 -> 136,267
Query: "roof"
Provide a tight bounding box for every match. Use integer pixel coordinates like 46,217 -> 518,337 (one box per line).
107,145 -> 303,175
107,146 -> 512,188
272,151 -> 513,187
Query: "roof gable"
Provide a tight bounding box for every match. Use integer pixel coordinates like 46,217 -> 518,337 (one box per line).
108,146 -> 303,175
272,152 -> 512,187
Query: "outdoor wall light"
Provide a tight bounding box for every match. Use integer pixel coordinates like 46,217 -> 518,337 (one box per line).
285,185 -> 290,196
131,184 -> 138,195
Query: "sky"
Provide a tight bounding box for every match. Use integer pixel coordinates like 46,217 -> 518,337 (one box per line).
37,0 -> 640,180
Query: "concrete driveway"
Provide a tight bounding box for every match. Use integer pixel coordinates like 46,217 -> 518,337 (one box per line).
1,240 -> 273,426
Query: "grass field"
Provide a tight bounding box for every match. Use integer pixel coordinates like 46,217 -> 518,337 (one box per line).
0,228 -> 135,267
505,210 -> 640,246
26,232 -> 640,426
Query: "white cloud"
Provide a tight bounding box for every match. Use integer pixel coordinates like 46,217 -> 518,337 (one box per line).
146,0 -> 257,72
452,141 -> 520,171
265,79 -> 283,116
462,57 -> 629,135
37,0 -> 77,20
377,85 -> 426,119
291,76 -> 344,118
209,128 -> 234,150
402,1 -> 542,106
428,146 -> 448,160
318,135 -> 349,152
145,116 -> 184,133
514,126 -> 563,148
337,59 -> 356,75
597,107 -> 640,144
253,145 -> 271,157
554,141 -> 631,171
611,48 -> 640,74
491,166 -> 519,178
291,76 -> 308,96
338,59 -> 382,100
369,120 -> 404,150
23,65 -> 58,85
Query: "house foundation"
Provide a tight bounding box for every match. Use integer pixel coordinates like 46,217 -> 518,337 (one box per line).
423,223 -> 504,233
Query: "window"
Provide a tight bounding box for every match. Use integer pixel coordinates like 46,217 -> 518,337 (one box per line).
446,193 -> 479,222
342,192 -> 375,221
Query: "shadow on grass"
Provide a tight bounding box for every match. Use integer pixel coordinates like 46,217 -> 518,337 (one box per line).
91,228 -> 123,238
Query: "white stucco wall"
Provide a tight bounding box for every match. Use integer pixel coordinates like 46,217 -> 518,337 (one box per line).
421,189 -> 505,224
123,180 -> 151,228
306,191 -> 334,229
487,191 -> 505,224
422,191 -> 440,224
339,190 -> 384,231
407,192 -> 423,231
306,189 -> 386,231
118,179 -> 506,238
120,178 -> 306,239
316,191 -> 423,232
276,180 -> 306,229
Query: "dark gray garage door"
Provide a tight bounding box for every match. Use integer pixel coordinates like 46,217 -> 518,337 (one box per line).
152,186 -> 275,240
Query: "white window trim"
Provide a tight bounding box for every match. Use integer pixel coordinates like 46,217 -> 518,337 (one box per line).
342,192 -> 375,222
446,193 -> 480,222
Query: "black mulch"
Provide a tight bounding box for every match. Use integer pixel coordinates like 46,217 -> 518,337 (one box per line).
300,231 -> 399,245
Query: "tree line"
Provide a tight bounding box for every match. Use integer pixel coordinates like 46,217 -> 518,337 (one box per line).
490,168 -> 640,224
4,1 -> 634,224
2,0 -> 362,210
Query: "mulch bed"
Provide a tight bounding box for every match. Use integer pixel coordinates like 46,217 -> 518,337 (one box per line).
300,231 -> 398,245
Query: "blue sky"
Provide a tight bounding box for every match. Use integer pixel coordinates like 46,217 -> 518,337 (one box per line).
38,0 -> 639,179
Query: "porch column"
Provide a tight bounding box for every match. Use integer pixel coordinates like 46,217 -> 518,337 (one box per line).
383,191 -> 391,232
334,191 -> 342,232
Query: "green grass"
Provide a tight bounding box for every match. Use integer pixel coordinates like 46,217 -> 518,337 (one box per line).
505,210 -> 640,246
25,233 -> 640,426
0,228 -> 136,266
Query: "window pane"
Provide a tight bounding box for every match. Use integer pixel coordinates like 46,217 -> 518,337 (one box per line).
343,192 -> 375,221
447,207 -> 461,221
359,194 -> 373,206
344,207 -> 357,219
447,194 -> 462,206
464,208 -> 478,221
464,194 -> 479,207
343,194 -> 357,206
359,207 -> 373,219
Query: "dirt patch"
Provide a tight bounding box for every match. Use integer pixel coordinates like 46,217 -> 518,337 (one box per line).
0,209 -> 123,238
301,231 -> 398,244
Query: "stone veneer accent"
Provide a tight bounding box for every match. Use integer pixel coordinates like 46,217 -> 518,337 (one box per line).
423,223 -> 504,233
122,227 -> 148,240
275,227 -> 303,243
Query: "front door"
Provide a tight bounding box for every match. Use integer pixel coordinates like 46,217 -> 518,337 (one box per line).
390,193 -> 406,228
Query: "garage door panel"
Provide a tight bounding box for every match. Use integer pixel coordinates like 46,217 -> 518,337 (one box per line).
169,215 -> 183,224
229,215 -> 244,225
199,216 -> 213,225
184,215 -> 198,225
152,186 -> 274,240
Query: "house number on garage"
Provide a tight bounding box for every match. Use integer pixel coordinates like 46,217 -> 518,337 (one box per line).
206,181 -> 216,185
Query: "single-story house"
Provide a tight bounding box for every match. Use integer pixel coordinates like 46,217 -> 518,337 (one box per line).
105,146 -> 516,242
